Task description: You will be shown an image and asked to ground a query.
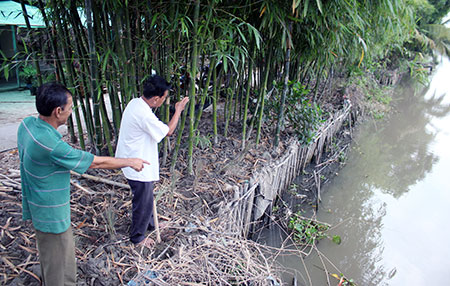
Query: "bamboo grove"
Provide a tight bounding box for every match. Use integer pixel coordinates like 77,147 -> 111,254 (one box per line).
7,0 -> 450,174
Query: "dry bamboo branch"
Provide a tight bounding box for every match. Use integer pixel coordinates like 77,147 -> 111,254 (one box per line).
70,171 -> 130,189
153,199 -> 161,243
70,180 -> 94,195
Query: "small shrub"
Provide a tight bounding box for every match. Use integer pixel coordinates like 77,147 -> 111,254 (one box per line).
267,81 -> 324,145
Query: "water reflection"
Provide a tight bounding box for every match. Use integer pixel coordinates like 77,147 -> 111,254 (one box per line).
271,55 -> 450,285
309,56 -> 450,285
358,86 -> 450,198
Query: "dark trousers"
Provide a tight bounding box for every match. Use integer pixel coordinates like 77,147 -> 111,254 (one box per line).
127,179 -> 155,244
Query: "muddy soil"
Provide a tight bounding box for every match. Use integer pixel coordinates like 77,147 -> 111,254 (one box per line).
0,77 -> 375,285
0,112 -> 282,285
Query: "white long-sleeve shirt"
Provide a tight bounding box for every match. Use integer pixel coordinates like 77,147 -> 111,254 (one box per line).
115,97 -> 169,182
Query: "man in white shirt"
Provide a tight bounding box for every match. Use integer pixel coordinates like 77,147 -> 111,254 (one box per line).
115,75 -> 189,246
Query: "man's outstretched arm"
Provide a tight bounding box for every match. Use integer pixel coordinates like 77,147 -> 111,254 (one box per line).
90,156 -> 149,171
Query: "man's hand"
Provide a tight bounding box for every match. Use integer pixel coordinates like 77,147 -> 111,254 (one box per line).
175,97 -> 190,112
167,97 -> 190,136
129,158 -> 150,172
90,156 -> 149,171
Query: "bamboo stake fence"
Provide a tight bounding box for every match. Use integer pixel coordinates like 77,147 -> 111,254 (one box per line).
219,102 -> 354,238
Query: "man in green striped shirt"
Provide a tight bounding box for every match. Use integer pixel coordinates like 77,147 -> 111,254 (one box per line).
17,82 -> 148,286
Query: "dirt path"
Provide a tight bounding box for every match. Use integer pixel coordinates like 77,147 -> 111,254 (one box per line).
0,89 -> 98,151
0,90 -> 39,151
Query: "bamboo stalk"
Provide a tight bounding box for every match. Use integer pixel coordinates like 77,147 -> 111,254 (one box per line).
274,21 -> 292,148
70,171 -> 130,189
85,0 -> 102,154
212,62 -> 218,145
187,0 -> 201,175
256,48 -> 272,146
194,56 -> 215,130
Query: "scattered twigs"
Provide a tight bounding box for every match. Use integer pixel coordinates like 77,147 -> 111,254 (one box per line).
0,173 -> 20,184
70,171 -> 130,189
313,170 -> 321,209
0,173 -> 21,190
6,169 -> 20,178
70,179 -> 94,195
129,230 -> 283,285
316,144 -> 348,168
316,246 -> 331,286
16,266 -> 41,283
0,100 -> 355,285
2,257 -> 19,274
315,248 -> 352,285
300,254 -> 313,286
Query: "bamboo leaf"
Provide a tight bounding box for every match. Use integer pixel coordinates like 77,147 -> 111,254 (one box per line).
303,0 -> 309,18
101,49 -> 111,73
236,24 -> 247,45
260,5 -> 266,18
151,13 -> 159,27
358,48 -> 364,68
339,23 -> 351,35
144,47 -> 148,62
180,18 -> 187,36
386,0 -> 394,15
316,0 -> 323,14
225,55 -> 236,73
247,24 -> 261,50
21,38 -> 29,54
331,273 -> 340,280
357,34 -> 367,51
0,50 -> 7,60
3,65 -> 9,80
287,15 -> 303,22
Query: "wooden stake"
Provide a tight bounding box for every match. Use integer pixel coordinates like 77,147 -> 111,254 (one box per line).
153,199 -> 161,243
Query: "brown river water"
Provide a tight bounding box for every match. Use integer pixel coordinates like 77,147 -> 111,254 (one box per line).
262,32 -> 450,286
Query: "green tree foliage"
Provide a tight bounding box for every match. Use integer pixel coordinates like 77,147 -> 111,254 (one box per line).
2,0 -> 446,169
412,0 -> 450,57
267,81 -> 324,145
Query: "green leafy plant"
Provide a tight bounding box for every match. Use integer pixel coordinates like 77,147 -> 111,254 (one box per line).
287,183 -> 298,196
331,273 -> 356,286
288,211 -> 340,246
338,150 -> 346,163
267,81 -> 324,145
332,235 -> 342,244
19,64 -> 37,84
193,130 -> 212,150
407,54 -> 430,86
272,205 -> 279,213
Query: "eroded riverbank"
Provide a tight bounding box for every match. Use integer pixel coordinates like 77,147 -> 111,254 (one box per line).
0,67 -> 404,285
262,55 -> 450,285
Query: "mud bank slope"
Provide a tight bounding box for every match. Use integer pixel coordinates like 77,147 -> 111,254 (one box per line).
0,71 -> 400,285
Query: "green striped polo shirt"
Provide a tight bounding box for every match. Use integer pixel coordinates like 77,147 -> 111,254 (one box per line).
17,117 -> 94,234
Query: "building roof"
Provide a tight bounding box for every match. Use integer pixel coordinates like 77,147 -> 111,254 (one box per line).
0,0 -> 45,28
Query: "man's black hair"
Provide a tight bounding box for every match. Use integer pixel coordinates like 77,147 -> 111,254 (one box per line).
143,75 -> 171,99
36,82 -> 72,116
